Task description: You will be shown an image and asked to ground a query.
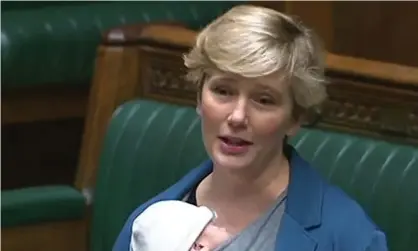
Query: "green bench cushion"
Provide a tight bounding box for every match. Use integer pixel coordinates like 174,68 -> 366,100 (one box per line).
92,99 -> 417,251
1,185 -> 85,228
1,2 -> 242,88
290,129 -> 418,251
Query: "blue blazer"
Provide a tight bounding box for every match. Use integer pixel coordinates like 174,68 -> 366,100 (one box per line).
113,148 -> 388,251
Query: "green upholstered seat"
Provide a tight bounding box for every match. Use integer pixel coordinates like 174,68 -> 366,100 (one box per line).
91,100 -> 208,251
92,99 -> 417,251
1,2 -> 241,88
290,128 -> 418,251
1,185 -> 85,227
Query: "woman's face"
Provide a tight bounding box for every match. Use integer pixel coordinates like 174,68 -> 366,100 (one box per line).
198,72 -> 299,170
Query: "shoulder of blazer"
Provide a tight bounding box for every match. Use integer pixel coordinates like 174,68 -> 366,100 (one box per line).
112,160 -> 212,251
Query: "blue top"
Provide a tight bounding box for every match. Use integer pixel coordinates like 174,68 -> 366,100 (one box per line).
113,147 -> 388,251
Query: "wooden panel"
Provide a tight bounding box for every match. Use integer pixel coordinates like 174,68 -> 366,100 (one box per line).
2,118 -> 84,190
254,2 -> 418,66
76,24 -> 193,190
248,1 -> 285,12
242,2 -> 334,50
139,46 -> 196,107
284,1 -> 334,50
321,72 -> 418,144
333,2 -> 418,67
1,219 -> 87,251
326,54 -> 418,85
2,86 -> 88,125
75,46 -> 141,190
2,86 -> 88,190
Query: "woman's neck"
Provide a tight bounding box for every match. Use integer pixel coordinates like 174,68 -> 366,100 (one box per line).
195,151 -> 290,232
200,151 -> 290,204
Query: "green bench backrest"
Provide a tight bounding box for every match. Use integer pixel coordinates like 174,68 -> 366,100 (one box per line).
290,127 -> 418,251
92,99 -> 418,251
1,2 -> 243,88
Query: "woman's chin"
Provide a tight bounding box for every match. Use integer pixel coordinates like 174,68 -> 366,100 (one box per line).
212,151 -> 254,170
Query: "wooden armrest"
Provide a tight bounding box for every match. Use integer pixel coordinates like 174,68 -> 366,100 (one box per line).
102,22 -> 194,47
138,25 -> 197,48
326,54 -> 418,86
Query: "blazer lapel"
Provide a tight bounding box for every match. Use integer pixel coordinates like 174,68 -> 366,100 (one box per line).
275,214 -> 317,251
275,147 -> 325,251
155,160 -> 213,201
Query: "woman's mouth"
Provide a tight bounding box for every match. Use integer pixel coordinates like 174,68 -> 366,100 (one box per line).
218,136 -> 253,155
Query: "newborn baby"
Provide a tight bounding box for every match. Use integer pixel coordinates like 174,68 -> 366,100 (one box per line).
130,200 -> 229,251
190,223 -> 229,251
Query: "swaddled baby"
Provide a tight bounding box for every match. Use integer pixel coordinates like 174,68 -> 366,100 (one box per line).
130,200 -> 230,251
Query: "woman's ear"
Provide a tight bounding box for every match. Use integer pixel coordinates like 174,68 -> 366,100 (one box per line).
196,106 -> 202,116
286,122 -> 301,137
286,113 -> 303,137
196,91 -> 202,116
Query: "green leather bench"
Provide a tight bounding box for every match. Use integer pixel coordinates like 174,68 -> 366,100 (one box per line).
2,3 -> 242,251
1,0 -> 241,208
1,186 -> 85,228
1,0 -> 239,233
91,99 -> 417,251
2,1 -> 242,125
1,185 -> 87,251
1,1 -> 240,88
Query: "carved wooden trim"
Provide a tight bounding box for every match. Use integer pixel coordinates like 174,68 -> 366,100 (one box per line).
139,46 -> 197,107
320,76 -> 418,143
137,43 -> 418,145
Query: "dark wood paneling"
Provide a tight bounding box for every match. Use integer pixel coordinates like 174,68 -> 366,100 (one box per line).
251,1 -> 418,67
333,2 -> 418,67
2,119 -> 84,190
2,219 -> 87,251
284,1 -> 334,51
248,1 -> 285,12
250,1 -> 333,49
2,85 -> 88,125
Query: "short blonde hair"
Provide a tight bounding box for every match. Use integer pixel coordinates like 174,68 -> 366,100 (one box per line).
184,5 -> 327,112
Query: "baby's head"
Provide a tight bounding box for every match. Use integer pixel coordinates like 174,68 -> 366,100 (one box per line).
190,222 -> 229,251
130,200 -> 229,251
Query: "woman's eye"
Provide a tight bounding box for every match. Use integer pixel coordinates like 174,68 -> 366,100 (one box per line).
213,87 -> 232,96
257,95 -> 275,105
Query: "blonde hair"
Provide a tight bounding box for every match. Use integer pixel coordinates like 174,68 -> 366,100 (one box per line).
184,5 -> 327,112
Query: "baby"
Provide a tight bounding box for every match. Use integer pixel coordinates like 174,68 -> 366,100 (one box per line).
130,200 -> 230,251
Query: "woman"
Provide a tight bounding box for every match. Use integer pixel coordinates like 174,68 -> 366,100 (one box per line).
114,5 -> 388,251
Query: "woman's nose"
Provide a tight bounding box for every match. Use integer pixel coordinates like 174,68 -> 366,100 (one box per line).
227,100 -> 248,129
